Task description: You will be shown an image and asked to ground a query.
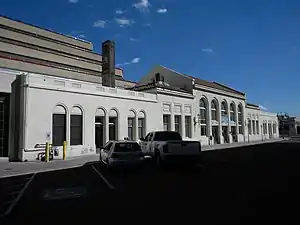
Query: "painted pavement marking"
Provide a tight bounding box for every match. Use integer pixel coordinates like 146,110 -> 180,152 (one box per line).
0,173 -> 36,217
43,186 -> 88,201
92,165 -> 116,190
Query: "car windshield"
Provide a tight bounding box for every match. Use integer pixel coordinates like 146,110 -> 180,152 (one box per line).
154,132 -> 182,141
114,143 -> 142,152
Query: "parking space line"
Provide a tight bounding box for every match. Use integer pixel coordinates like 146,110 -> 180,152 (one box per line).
91,165 -> 115,190
3,173 -> 36,216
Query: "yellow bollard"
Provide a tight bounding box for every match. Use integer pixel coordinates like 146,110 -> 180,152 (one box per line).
63,141 -> 67,160
45,142 -> 50,162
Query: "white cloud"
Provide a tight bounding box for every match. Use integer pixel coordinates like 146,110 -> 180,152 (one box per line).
116,10 -> 125,14
133,0 -> 151,12
201,48 -> 213,53
131,58 -> 140,63
143,23 -> 151,27
93,20 -> 107,28
157,8 -> 167,13
68,0 -> 78,3
130,37 -> 138,41
115,18 -> 135,27
116,57 -> 140,67
78,34 -> 85,38
259,105 -> 268,111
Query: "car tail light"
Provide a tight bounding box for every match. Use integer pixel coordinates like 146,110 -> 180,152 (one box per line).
111,153 -> 118,158
163,145 -> 168,153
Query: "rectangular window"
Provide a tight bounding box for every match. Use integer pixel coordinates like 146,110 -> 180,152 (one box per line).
269,123 -> 272,135
248,120 -> 252,135
238,126 -> 243,134
256,121 -> 259,135
138,118 -> 145,139
264,123 -> 267,134
230,112 -> 235,122
273,124 -> 276,134
163,115 -> 170,131
238,114 -> 242,124
70,115 -> 83,145
128,118 -> 134,140
52,114 -> 66,146
200,109 -> 206,124
252,120 -> 256,135
174,115 -> 181,134
201,125 -> 207,136
185,116 -> 191,138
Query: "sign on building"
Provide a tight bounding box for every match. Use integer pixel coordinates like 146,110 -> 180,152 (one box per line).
102,40 -> 115,88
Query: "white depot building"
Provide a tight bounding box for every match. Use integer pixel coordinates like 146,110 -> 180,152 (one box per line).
0,16 -> 279,162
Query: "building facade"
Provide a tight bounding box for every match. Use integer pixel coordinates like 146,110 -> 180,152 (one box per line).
0,16 -> 279,161
278,114 -> 300,137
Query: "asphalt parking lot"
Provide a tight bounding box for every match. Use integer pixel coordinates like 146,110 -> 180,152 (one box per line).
1,141 -> 300,224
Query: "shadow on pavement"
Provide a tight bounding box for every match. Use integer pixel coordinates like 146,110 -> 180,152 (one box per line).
2,142 -> 300,224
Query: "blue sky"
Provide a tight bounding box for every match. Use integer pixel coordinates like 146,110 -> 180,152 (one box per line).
1,0 -> 300,115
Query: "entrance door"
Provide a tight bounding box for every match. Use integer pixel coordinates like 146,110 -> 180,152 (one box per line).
95,116 -> 104,152
0,93 -> 10,157
231,126 -> 237,142
212,126 -> 219,144
109,117 -> 117,141
222,126 -> 229,143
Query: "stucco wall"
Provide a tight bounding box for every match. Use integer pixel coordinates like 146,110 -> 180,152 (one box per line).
21,73 -> 161,161
194,89 -> 247,145
0,16 -> 92,50
5,71 -> 280,161
157,91 -> 195,140
0,69 -> 18,93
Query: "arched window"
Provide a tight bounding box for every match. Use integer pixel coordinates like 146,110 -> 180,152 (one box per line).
138,111 -> 146,139
70,106 -> 83,145
230,103 -> 236,122
109,109 -> 118,141
199,98 -> 207,136
95,108 -> 106,149
237,104 -> 243,134
52,105 -> 67,146
221,101 -> 228,117
211,99 -> 218,121
128,110 -> 136,141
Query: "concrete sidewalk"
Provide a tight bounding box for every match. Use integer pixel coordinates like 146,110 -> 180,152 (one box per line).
0,139 -> 284,178
202,138 -> 283,151
0,154 -> 99,178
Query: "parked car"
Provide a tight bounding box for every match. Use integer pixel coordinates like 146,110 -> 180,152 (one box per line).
99,141 -> 145,169
139,131 -> 201,167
